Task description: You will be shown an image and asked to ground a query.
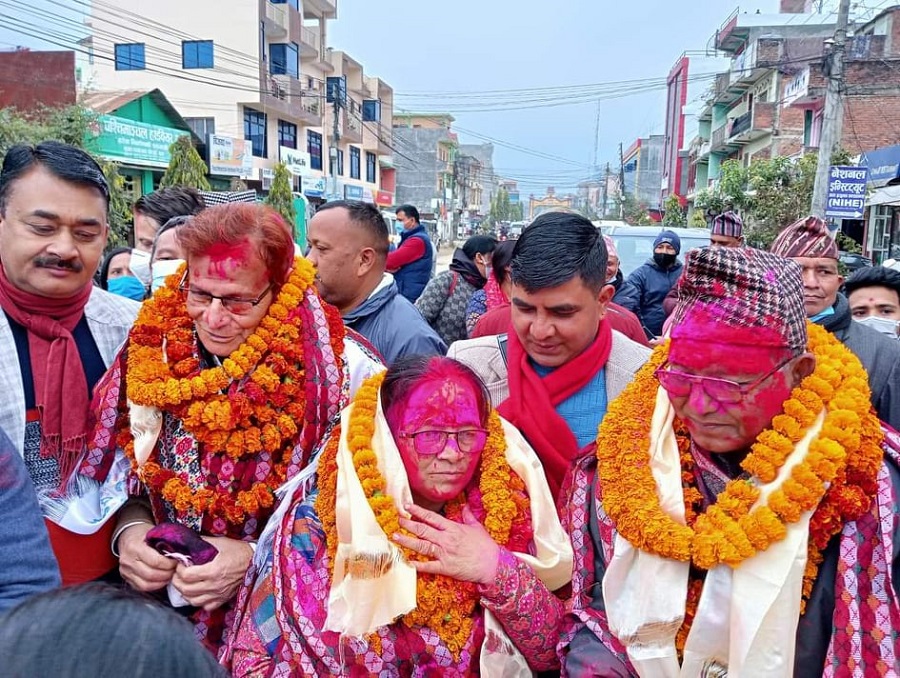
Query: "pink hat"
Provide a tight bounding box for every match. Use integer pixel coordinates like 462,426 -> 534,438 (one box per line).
603,235 -> 618,259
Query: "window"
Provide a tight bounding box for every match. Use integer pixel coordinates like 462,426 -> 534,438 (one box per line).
362,100 -> 381,122
244,108 -> 267,158
185,117 -> 215,140
271,0 -> 299,8
114,43 -> 145,71
308,130 -> 322,170
366,151 -> 376,184
278,120 -> 297,149
330,148 -> 344,176
270,42 -> 299,78
349,146 -> 361,180
182,40 -> 214,69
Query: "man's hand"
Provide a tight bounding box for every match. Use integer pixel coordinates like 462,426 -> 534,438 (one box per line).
171,536 -> 254,612
118,522 -> 177,592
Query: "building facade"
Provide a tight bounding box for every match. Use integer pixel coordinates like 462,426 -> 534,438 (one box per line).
83,0 -> 393,205
623,135 -> 665,214
0,49 -> 77,112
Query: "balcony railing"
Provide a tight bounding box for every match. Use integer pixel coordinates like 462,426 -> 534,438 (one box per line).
265,2 -> 288,37
300,26 -> 320,53
730,110 -> 752,137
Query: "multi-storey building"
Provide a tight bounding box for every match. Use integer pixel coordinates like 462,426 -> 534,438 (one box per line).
686,2 -> 836,202
392,113 -> 458,239
623,135 -> 665,216
83,0 -> 394,207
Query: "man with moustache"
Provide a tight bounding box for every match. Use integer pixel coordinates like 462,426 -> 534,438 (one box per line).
0,142 -> 139,585
770,216 -> 900,430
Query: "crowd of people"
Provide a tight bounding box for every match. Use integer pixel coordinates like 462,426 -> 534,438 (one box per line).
0,139 -> 898,677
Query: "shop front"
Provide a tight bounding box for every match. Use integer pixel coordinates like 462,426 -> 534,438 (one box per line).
861,145 -> 900,263
83,89 -> 199,197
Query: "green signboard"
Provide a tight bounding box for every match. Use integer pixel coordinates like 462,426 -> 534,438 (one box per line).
87,115 -> 187,169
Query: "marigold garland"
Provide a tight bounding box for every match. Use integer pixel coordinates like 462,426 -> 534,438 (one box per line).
316,372 -> 531,658
596,323 -> 884,651
120,257 -> 345,525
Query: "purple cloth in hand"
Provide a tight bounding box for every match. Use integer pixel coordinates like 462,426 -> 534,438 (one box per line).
145,522 -> 218,566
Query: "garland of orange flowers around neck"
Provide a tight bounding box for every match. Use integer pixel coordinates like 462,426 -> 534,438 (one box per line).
316,372 -> 532,660
595,322 -> 883,653
121,257 -> 345,525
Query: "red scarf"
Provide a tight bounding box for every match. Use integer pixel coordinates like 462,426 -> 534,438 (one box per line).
498,320 -> 612,500
0,264 -> 93,482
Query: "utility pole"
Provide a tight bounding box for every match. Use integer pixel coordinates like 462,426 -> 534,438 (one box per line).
600,163 -> 610,218
618,143 -> 626,220
592,101 -> 601,178
810,0 -> 851,220
330,92 -> 341,199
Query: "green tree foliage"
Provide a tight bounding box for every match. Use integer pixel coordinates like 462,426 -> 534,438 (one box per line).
619,193 -> 652,225
693,149 -> 855,248
662,194 -> 687,227
510,202 -> 524,221
160,136 -> 211,190
0,105 -> 132,248
98,160 -> 132,248
264,163 -> 297,239
487,187 -> 514,226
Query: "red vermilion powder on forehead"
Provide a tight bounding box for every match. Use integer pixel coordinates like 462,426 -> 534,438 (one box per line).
203,240 -> 254,278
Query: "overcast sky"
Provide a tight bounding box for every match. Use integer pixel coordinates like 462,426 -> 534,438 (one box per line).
0,0 -> 891,194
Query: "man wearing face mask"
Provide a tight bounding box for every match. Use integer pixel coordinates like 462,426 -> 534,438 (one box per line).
148,215 -> 190,294
845,265 -> 900,339
618,229 -> 683,340
129,187 -> 206,287
770,216 -> 900,430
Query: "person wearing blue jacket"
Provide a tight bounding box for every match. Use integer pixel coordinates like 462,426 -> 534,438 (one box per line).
0,426 -> 60,613
619,230 -> 684,339
306,201 -> 446,365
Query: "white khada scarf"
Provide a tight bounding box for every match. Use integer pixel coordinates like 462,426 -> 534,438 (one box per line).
603,387 -> 824,678
324,394 -> 573,676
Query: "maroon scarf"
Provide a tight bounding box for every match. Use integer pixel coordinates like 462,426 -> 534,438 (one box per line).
498,320 -> 612,500
0,264 -> 93,480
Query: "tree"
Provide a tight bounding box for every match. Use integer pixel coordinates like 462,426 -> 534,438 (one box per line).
160,135 -> 211,190
0,105 -> 132,248
662,194 -> 687,227
510,202 -> 524,221
619,193 -> 652,225
265,162 -> 297,239
98,160 -> 132,248
487,187 -> 513,226
692,149 -> 854,248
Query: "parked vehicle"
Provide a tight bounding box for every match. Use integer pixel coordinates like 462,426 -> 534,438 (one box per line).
838,251 -> 872,273
603,225 -> 711,277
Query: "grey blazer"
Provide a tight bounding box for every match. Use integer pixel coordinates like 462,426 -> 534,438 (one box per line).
0,287 -> 139,456
447,330 -> 652,407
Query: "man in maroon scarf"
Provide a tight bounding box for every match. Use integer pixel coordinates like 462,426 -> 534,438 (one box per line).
448,211 -> 651,503
0,142 -> 139,584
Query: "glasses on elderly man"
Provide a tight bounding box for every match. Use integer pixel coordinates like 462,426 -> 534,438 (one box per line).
400,429 -> 489,456
178,271 -> 273,316
655,357 -> 793,404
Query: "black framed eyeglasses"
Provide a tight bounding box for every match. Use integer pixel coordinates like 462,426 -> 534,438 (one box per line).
655,357 -> 793,404
178,271 -> 273,316
399,429 -> 489,456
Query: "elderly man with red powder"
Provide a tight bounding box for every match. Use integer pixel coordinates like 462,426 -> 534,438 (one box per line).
561,246 -> 900,676
78,202 -> 382,653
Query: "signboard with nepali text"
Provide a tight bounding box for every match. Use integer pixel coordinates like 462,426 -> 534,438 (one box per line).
208,134 -> 254,179
87,115 -> 187,169
825,166 -> 868,219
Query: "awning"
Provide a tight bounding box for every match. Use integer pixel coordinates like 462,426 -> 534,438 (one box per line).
866,184 -> 900,207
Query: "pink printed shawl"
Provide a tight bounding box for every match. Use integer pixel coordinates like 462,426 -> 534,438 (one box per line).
558,432 -> 900,676
81,288 -> 350,653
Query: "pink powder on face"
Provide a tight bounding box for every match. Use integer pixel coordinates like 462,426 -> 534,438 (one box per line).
204,240 -> 253,279
397,378 -> 483,434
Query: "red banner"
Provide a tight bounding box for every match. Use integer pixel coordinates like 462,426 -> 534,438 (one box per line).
375,190 -> 393,206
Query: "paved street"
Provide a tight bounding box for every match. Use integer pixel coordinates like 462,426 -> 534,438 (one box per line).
435,244 -> 455,274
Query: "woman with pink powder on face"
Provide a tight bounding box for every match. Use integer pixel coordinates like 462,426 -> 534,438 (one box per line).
223,356 -> 573,676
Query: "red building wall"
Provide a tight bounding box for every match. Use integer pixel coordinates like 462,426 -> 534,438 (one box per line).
0,50 -> 76,112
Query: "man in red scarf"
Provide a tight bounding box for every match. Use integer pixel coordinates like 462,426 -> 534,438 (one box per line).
448,212 -> 651,503
0,142 -> 139,584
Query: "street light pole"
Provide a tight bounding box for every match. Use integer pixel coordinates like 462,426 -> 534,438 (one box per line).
810,0 -> 851,219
